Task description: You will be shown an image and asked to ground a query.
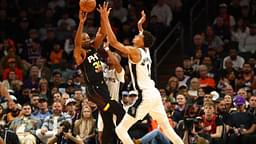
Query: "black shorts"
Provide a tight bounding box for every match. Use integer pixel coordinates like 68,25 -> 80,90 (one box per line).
86,82 -> 111,109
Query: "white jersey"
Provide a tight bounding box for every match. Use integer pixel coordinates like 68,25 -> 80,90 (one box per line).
129,48 -> 155,90
102,63 -> 125,101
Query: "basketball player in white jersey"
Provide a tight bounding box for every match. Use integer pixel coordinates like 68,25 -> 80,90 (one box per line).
102,40 -> 125,102
98,3 -> 184,144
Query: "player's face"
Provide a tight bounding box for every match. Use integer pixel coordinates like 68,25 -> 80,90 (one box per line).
81,33 -> 91,48
132,33 -> 144,47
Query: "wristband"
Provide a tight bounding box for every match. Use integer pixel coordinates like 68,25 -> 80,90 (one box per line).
139,30 -> 143,35
104,46 -> 109,51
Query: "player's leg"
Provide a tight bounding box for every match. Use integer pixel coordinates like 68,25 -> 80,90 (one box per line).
115,113 -> 138,144
116,94 -> 153,144
108,100 -> 125,124
100,110 -> 116,144
149,89 -> 184,144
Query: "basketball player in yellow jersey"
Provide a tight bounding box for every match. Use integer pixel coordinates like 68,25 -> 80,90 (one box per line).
98,2 -> 184,144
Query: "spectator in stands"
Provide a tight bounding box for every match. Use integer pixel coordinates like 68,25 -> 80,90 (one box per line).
25,39 -> 42,65
231,17 -> 250,53
2,71 -> 17,90
215,3 -> 236,28
32,96 -> 51,125
41,28 -> 58,59
187,77 -> 200,99
2,57 -> 23,81
23,65 -> 40,89
151,0 -> 172,27
120,91 -> 130,110
9,103 -> 40,144
38,78 -> 49,98
237,63 -> 256,89
224,94 -> 234,111
35,57 -> 51,80
202,101 -> 223,144
213,16 -> 231,43
5,96 -> 21,124
65,98 -> 77,126
243,23 -> 256,55
52,91 -> 62,104
74,88 -> 84,104
61,92 -> 70,108
248,95 -> 256,116
207,47 -> 222,69
190,34 -> 208,56
216,98 -> 230,124
182,57 -> 194,76
205,25 -> 224,53
198,64 -> 216,89
172,94 -> 187,126
36,101 -> 71,143
49,70 -> 63,89
48,120 -> 76,144
166,76 -> 179,98
55,60 -> 74,82
227,95 -> 256,144
49,41 -> 65,67
223,44 -> 245,71
174,66 -> 190,88
73,104 -> 96,144
30,93 -> 40,113
72,70 -> 84,89
202,56 -> 220,81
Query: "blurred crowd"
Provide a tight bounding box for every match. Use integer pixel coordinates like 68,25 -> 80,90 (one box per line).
0,0 -> 256,144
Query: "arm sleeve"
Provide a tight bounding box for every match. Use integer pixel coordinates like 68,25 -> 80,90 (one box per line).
115,68 -> 125,83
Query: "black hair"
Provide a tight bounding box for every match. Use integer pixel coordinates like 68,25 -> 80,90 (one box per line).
143,30 -> 156,48
22,103 -> 32,108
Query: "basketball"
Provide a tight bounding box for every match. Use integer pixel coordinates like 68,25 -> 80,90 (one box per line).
80,0 -> 96,13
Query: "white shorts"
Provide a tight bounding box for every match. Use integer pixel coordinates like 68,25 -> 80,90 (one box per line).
133,88 -> 167,120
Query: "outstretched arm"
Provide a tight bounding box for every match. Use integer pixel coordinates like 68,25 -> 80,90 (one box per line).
98,2 -> 140,63
138,10 -> 146,33
103,39 -> 122,73
93,7 -> 108,49
74,11 -> 87,65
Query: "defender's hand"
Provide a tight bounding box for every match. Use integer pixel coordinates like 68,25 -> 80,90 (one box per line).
79,10 -> 87,23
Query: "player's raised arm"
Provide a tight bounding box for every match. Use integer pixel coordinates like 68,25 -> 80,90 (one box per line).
103,38 -> 122,73
138,10 -> 146,33
98,2 -> 140,63
74,11 -> 87,65
93,5 -> 108,49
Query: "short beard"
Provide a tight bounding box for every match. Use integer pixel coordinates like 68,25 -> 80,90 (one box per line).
24,114 -> 31,117
82,43 -> 91,49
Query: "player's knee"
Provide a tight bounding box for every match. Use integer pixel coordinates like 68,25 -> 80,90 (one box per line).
115,125 -> 124,137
